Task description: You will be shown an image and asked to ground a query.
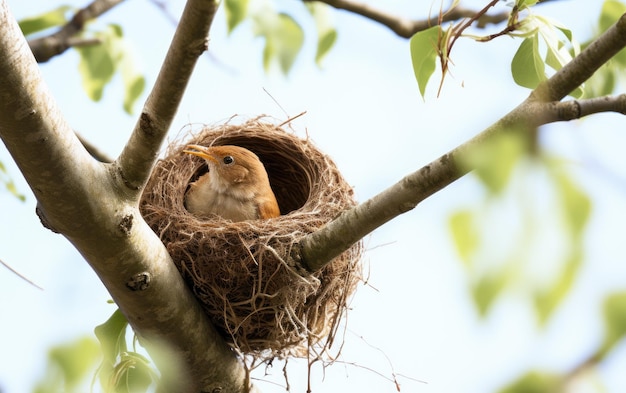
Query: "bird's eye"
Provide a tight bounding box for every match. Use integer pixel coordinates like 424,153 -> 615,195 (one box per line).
223,155 -> 234,165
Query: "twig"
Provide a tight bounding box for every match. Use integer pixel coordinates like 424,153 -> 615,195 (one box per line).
0,258 -> 43,290
28,0 -> 125,63
305,0 -> 510,38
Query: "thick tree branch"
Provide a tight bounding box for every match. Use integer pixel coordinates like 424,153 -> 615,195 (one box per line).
116,0 -> 219,197
296,13 -> 626,272
0,1 -> 253,392
305,0 -> 509,38
28,0 -> 125,62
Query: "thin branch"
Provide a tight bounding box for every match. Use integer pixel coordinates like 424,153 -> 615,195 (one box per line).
542,94 -> 626,123
305,0 -> 510,38
115,0 -> 219,196
295,12 -> 626,272
28,0 -> 125,63
76,131 -> 113,162
0,258 -> 43,290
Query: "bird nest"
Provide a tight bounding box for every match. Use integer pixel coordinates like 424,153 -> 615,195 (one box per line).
139,118 -> 362,358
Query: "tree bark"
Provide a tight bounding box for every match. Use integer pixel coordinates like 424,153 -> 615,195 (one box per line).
0,1 -> 252,392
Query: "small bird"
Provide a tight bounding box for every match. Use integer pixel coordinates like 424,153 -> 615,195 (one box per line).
183,144 -> 280,221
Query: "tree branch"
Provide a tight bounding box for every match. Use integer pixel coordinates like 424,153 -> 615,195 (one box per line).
295,12 -> 626,272
76,131 -> 114,162
0,0 -> 253,391
305,0 -> 509,38
115,0 -> 219,197
542,94 -> 626,123
28,0 -> 125,63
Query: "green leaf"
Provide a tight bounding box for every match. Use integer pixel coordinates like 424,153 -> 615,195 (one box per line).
111,352 -> 155,393
316,29 -> 337,65
598,0 -> 626,33
224,0 -> 249,33
600,291 -> 626,356
460,131 -> 527,194
18,5 -> 72,36
515,0 -> 539,9
95,309 -> 129,365
409,26 -> 440,98
119,53 -> 146,115
0,160 -> 26,201
472,269 -> 510,317
585,65 -> 616,97
95,309 -> 129,390
76,27 -> 119,102
511,35 -> 545,90
49,337 -> 101,388
533,250 -> 583,325
552,170 -> 591,238
253,10 -> 304,74
449,209 -> 479,266
76,24 -> 145,113
306,2 -> 337,66
599,0 -> 626,66
498,371 -> 562,393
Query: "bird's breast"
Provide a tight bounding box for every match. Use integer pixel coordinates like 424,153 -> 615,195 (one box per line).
185,174 -> 259,221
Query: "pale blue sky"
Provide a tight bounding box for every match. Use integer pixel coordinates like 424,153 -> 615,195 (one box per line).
2,1 -> 625,392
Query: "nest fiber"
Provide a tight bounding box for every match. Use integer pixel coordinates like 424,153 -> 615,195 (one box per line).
140,119 -> 362,357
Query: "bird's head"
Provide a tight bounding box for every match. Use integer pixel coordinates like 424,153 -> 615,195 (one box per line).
183,144 -> 270,196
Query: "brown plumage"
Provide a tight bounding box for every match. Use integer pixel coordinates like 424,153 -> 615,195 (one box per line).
183,144 -> 280,221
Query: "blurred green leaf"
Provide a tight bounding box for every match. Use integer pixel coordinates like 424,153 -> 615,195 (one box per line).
599,0 -> 626,35
253,10 -> 304,74
600,291 -> 626,356
18,5 -> 71,36
585,64 -> 616,97
111,352 -> 155,393
120,57 -> 146,115
515,0 -> 540,8
574,0 -> 626,97
409,26 -> 440,98
460,132 -> 527,194
35,337 -> 101,392
76,24 -> 145,113
316,28 -> 337,66
0,160 -> 26,201
512,35 -> 545,90
224,0 -> 248,33
552,169 -> 592,238
306,2 -> 337,66
533,250 -> 583,325
472,270 -> 508,316
449,209 -> 479,266
76,26 -> 120,102
601,0 -> 626,66
498,371 -> 562,393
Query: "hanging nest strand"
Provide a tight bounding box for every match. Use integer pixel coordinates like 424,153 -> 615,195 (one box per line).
140,118 -> 362,358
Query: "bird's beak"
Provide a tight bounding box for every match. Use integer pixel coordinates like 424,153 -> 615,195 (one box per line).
183,145 -> 219,164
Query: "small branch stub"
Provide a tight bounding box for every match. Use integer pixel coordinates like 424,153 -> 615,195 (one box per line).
126,272 -> 151,291
118,214 -> 134,236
